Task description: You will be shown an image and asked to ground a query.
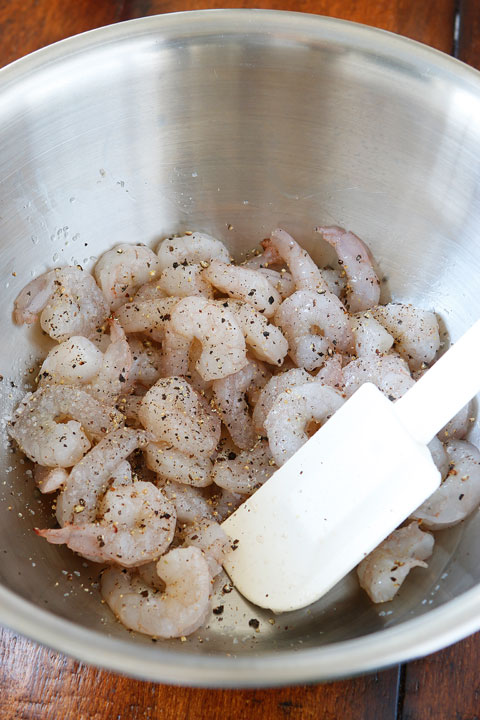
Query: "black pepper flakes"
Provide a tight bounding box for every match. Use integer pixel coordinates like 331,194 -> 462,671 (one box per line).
248,618 -> 260,629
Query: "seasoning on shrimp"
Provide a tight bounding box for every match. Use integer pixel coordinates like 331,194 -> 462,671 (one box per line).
10,225 -> 480,635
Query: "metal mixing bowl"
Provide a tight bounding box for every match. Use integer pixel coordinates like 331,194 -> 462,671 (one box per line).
1,10 -> 480,687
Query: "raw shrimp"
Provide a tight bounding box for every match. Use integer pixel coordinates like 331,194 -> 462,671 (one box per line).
38,319 -> 132,403
34,465 -> 68,494
8,386 -> 123,467
428,436 -> 449,480
170,297 -> 248,380
101,546 -> 211,638
109,460 -> 133,486
204,260 -> 281,317
212,358 -> 270,449
274,289 -> 354,369
357,522 -> 434,603
264,382 -> 345,465
158,264 -> 213,298
160,325 -> 191,377
257,268 -> 295,299
117,395 -> 143,424
343,354 -> 414,401
316,226 -> 380,312
115,297 -> 180,342
252,368 -> 313,434
320,268 -> 347,298
186,339 -> 215,395
209,487 -> 243,522
218,299 -> 288,366
156,232 -> 230,269
39,336 -> 103,385
56,428 -> 149,526
86,320 -> 132,402
14,266 -> 109,342
38,481 -> 176,567
133,280 -> 168,302
126,336 -> 163,389
183,519 -> 230,576
371,303 -> 440,371
350,313 -> 394,358
412,440 -> 480,530
94,244 -> 162,310
262,229 -> 327,293
161,480 -> 213,523
314,354 -> 344,390
145,442 -> 213,487
138,377 -> 221,457
438,400 -> 475,441
212,439 -> 276,494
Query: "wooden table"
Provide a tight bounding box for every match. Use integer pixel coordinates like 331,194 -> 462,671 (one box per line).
1,1 -> 479,718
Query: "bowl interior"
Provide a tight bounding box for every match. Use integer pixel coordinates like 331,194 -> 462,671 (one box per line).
1,11 -> 480,680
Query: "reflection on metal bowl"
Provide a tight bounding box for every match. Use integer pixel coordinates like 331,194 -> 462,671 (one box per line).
1,10 -> 480,687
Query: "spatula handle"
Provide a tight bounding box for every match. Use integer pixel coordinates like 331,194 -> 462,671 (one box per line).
394,319 -> 480,445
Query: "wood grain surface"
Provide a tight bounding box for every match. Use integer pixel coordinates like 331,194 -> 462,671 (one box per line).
1,0 -> 479,718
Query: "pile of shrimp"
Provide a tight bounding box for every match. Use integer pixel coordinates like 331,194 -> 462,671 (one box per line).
8,227 -> 480,638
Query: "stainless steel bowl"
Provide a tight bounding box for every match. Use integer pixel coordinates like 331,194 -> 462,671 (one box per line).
1,10 -> 480,687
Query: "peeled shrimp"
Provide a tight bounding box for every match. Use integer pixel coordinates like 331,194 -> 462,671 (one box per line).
212,358 -> 269,450
101,546 -> 211,638
183,519 -> 230,576
161,480 -> 213,523
371,303 -> 440,371
84,320 -> 132,402
109,460 -> 133,486
38,319 -> 132,403
158,264 -> 213,298
274,289 -> 354,369
316,226 -> 380,312
156,232 -> 230,269
34,465 -> 68,494
39,481 -> 176,567
14,266 -> 108,341
350,313 -> 394,358
204,260 -> 281,317
218,299 -> 288,366
320,268 -> 347,298
209,487 -> 243,522
252,368 -> 313,434
262,229 -> 327,293
264,382 -> 345,465
94,244 -> 162,310
438,400 -> 475,441
126,336 -> 163,389
343,354 -> 414,401
145,442 -> 213,487
412,440 -> 480,530
139,377 -> 221,456
428,436 -> 449,480
160,325 -> 191,377
115,297 -> 180,342
257,268 -> 295,299
39,336 -> 104,385
55,428 -> 149,526
8,386 -> 123,467
212,439 -> 276,494
133,280 -> 168,302
357,522 -> 434,603
170,297 -> 248,380
314,354 -> 344,390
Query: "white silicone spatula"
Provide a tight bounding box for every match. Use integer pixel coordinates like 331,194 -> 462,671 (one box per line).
222,319 -> 480,613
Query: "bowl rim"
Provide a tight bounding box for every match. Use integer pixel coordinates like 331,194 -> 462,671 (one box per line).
2,9 -> 480,687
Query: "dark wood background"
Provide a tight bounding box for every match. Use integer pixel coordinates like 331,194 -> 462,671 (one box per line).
0,0 -> 479,717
